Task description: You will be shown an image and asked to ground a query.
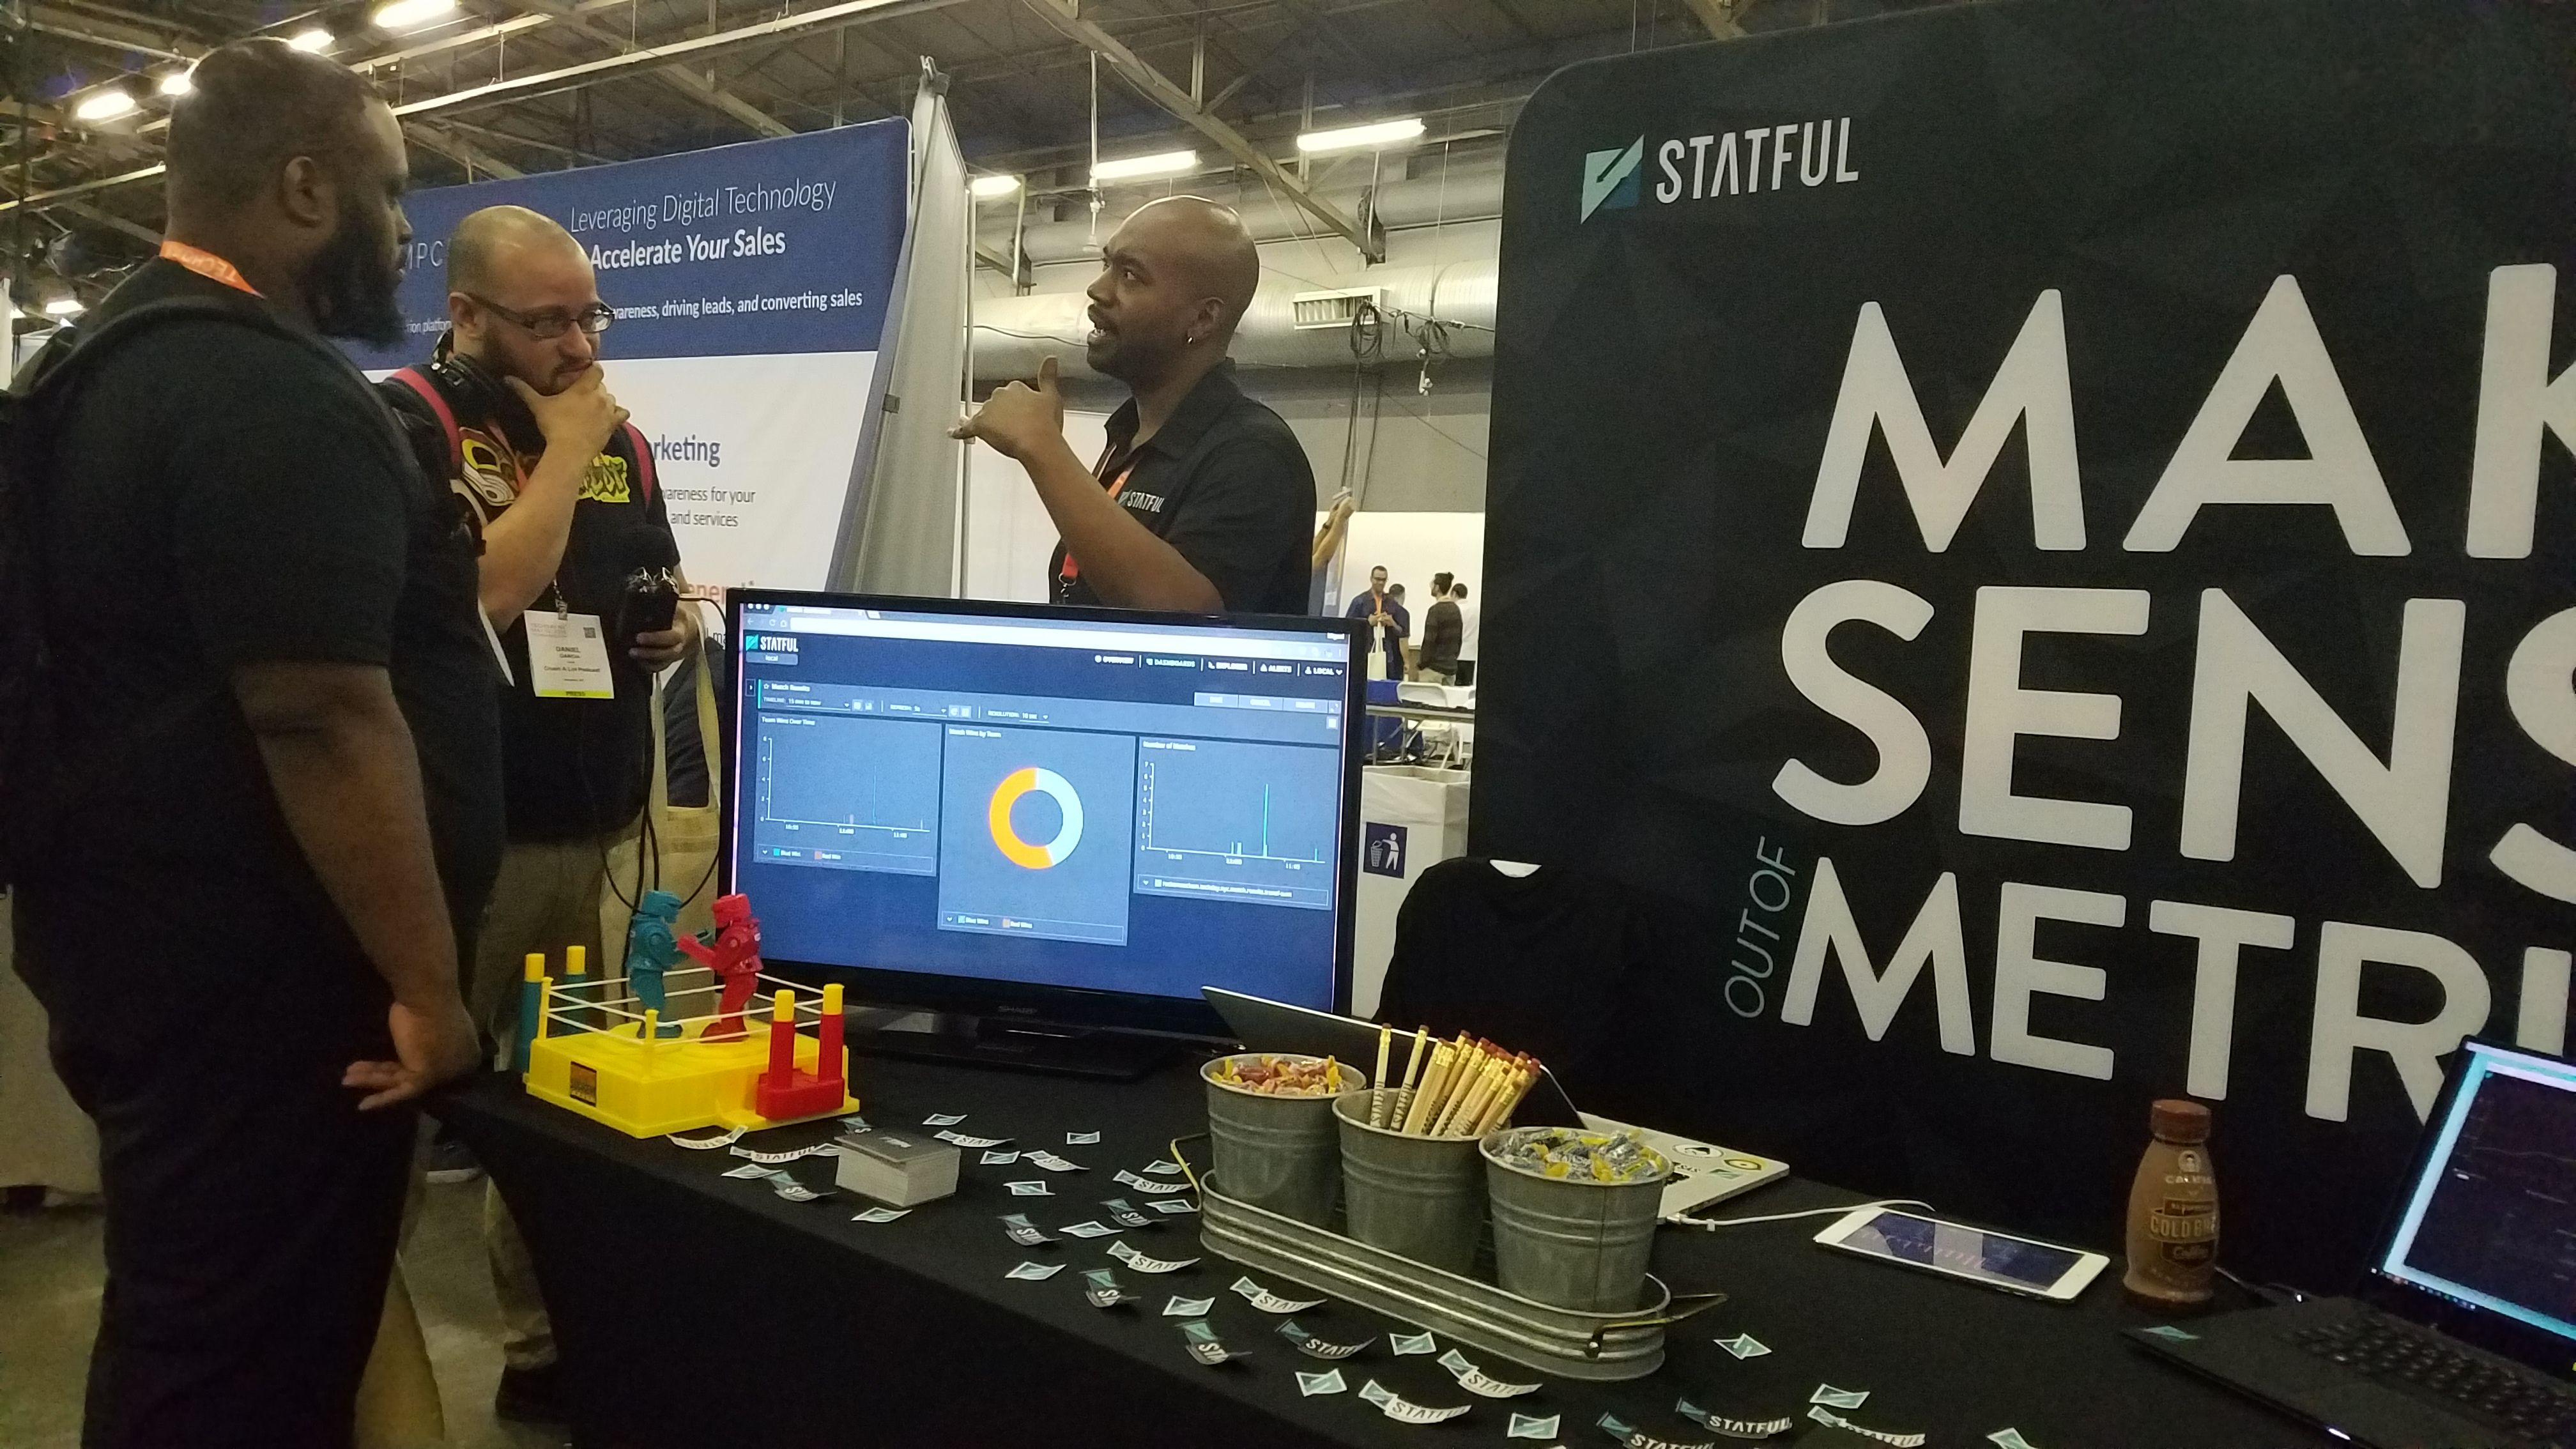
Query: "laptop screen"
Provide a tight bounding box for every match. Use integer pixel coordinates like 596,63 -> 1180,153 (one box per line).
2375,1041 -> 2576,1350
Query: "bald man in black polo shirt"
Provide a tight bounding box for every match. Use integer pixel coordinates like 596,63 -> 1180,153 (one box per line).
954,196 -> 1315,613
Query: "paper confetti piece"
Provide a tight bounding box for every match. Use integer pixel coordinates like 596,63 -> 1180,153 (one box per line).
1060,1220 -> 1118,1238
1810,1386 -> 1869,1410
2139,1324 -> 2198,1342
1508,1411 -> 1561,1440
923,1113 -> 967,1126
1713,1333 -> 1772,1360
980,1149 -> 1021,1165
769,1177 -> 831,1203
1107,1239 -> 1200,1273
1357,1380 -> 1471,1423
935,1130 -> 1012,1149
1101,1199 -> 1158,1228
668,1127 -> 745,1149
1389,1330 -> 1438,1356
1067,1130 -> 1101,1144
850,1206 -> 910,1223
1438,1347 -> 1540,1398
1276,1319 -> 1368,1360
1178,1318 -> 1244,1366
1025,1151 -> 1088,1172
1988,1432 -> 2040,1449
1004,1261 -> 1064,1281
1296,1368 -> 1349,1397
1000,1213 -> 1055,1246
1162,1295 -> 1215,1317
1082,1268 -> 1137,1308
1114,1169 -> 1192,1194
720,1163 -> 773,1179
730,1142 -> 838,1165
1230,1276 -> 1326,1314
1677,1398 -> 1795,1439
1807,1407 -> 1926,1448
1142,1159 -> 1185,1176
1006,1180 -> 1052,1196
1148,1197 -> 1198,1215
837,1115 -> 870,1133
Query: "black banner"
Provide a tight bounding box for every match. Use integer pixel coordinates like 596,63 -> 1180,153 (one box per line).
1480,0 -> 2576,1287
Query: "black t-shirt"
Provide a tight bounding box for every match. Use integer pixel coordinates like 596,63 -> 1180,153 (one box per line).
13,259 -> 503,1046
1050,362 -> 1315,614
383,353 -> 677,842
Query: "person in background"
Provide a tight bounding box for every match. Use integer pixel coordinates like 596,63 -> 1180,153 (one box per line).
1308,487 -> 1356,614
1420,573 -> 1464,686
1389,583 -> 1417,678
953,196 -> 1315,613
1452,580 -> 1479,687
378,203 -> 696,1426
1347,564 -> 1408,681
11,39 -> 499,1448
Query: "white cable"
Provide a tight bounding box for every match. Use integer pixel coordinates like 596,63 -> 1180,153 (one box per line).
1662,1198 -> 1932,1232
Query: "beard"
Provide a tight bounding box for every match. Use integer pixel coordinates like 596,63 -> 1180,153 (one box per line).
304,192 -> 406,347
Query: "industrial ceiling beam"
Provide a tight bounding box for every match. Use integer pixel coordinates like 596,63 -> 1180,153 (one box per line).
0,0 -> 962,219
57,198 -> 158,245
501,0 -> 797,141
1679,0 -> 1746,40
1012,0 -> 1383,262
402,122 -> 527,180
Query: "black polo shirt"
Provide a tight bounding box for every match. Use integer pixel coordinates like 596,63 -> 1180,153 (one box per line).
1050,361 -> 1315,614
15,258 -> 503,1047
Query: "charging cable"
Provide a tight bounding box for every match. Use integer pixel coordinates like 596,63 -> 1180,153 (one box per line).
1662,1198 -> 1933,1232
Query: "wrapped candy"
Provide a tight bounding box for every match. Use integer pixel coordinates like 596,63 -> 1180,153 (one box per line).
1488,1126 -> 1670,1184
1209,1053 -> 1348,1096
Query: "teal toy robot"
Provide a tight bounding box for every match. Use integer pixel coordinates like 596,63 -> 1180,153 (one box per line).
626,890 -> 687,1038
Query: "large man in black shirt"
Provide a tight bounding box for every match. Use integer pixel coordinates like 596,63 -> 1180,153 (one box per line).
953,196 -> 1315,613
379,204 -> 691,1414
11,40 -> 498,1449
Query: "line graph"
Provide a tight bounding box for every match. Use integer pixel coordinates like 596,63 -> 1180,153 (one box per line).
751,714 -> 942,875
1134,738 -> 1336,910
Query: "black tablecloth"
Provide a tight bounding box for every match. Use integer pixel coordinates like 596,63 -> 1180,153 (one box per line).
438,1056 -> 2323,1449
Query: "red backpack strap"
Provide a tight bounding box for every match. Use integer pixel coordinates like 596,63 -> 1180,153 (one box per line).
620,420 -> 656,503
386,366 -> 463,477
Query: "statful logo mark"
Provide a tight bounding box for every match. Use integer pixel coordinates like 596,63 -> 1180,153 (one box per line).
1580,138 -> 1645,222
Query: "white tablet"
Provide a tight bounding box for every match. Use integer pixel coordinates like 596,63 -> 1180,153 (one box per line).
1813,1206 -> 2108,1302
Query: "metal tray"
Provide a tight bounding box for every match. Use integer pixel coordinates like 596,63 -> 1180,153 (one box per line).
1172,1134 -> 1721,1382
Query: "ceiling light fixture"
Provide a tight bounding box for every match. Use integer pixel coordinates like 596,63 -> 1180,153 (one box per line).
1296,117 -> 1426,154
371,0 -> 459,31
287,26 -> 334,52
1090,150 -> 1199,183
969,174 -> 1023,200
157,69 -> 195,97
73,89 -> 137,123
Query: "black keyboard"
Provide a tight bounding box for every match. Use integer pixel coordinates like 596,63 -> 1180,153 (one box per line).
2289,1314 -> 2576,1445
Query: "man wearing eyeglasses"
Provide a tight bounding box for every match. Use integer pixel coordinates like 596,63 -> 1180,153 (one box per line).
378,202 -> 693,1425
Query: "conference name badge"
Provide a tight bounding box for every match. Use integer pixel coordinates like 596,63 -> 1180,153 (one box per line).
526,611 -> 616,699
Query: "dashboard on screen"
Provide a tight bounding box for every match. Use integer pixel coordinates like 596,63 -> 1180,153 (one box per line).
724,594 -> 1362,1029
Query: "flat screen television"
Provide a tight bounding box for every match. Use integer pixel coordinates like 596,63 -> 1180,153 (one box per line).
721,590 -> 1366,1070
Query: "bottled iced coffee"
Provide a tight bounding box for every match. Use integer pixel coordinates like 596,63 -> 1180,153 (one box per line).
2124,1098 -> 2218,1310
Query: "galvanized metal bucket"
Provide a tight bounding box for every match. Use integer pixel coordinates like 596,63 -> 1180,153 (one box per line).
1481,1130 -> 1671,1312
1202,1054 -> 1365,1227
1334,1089 -> 1486,1274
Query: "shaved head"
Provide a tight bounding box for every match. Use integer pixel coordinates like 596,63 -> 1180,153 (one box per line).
444,204 -> 606,393
1123,195 -> 1261,335
1084,195 -> 1262,388
447,204 -> 583,297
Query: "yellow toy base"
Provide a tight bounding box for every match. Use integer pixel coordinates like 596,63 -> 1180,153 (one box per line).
525,1020 -> 859,1138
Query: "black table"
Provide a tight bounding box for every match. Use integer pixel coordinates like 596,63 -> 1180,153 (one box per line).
439,1056 -> 2322,1449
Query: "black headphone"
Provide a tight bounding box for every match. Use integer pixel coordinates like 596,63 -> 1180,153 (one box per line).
428,347 -> 545,457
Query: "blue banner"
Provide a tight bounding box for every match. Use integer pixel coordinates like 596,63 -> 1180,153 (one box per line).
349,119 -> 908,370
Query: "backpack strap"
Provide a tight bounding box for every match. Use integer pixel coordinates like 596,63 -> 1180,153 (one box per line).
620,419 -> 656,503
385,366 -> 464,479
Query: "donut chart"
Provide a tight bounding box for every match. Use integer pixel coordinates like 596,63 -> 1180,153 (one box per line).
987,766 -> 1084,870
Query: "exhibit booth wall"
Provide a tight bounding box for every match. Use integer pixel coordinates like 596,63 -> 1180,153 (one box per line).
348,118 -> 916,594
1479,0 -> 2576,1289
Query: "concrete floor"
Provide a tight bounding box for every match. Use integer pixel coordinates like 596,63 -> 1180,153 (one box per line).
0,1177 -> 565,1449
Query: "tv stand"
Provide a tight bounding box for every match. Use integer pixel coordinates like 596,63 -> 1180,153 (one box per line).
846,1011 -> 1184,1082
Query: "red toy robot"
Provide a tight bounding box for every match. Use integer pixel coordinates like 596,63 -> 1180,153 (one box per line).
677,893 -> 764,1039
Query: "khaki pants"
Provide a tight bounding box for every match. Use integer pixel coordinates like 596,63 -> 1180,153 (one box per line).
470,827 -> 633,1372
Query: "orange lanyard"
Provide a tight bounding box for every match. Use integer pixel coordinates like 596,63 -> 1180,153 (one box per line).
1059,450 -> 1140,583
159,239 -> 260,296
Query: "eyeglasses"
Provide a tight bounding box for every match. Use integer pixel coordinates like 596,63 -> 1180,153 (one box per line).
467,293 -> 613,339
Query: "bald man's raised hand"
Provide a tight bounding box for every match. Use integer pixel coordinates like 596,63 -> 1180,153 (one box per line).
951,354 -> 1064,462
